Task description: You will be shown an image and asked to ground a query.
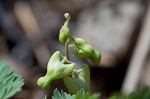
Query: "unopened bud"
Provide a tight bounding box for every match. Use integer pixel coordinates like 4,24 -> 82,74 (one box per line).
74,49 -> 92,58
71,37 -> 94,54
59,13 -> 71,44
59,25 -> 70,44
89,51 -> 101,65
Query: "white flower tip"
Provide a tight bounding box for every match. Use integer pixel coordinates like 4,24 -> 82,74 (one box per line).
64,13 -> 71,20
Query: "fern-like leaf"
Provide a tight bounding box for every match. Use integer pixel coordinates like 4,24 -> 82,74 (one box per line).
0,61 -> 24,99
52,88 -> 100,99
52,88 -> 75,99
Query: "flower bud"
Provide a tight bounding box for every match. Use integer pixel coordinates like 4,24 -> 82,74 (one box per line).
37,51 -> 75,90
74,49 -> 92,58
59,13 -> 71,44
89,51 -> 101,65
71,37 -> 94,54
59,21 -> 70,44
63,64 -> 90,94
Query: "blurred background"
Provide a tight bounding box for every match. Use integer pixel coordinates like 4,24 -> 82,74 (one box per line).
0,0 -> 150,99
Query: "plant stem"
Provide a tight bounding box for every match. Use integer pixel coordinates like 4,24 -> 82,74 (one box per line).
65,38 -> 70,60
65,38 -> 72,94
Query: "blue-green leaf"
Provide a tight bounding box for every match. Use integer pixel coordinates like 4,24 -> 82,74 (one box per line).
52,88 -> 100,99
0,61 -> 24,99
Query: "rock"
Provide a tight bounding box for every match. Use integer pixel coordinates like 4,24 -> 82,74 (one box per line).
75,1 -> 144,67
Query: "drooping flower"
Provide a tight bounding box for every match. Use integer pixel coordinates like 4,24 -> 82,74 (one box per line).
71,37 -> 94,54
89,51 -> 101,65
71,37 -> 101,64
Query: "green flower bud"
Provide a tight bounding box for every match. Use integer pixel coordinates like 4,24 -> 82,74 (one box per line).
59,13 -> 71,44
89,51 -> 101,65
74,49 -> 92,58
37,51 -> 75,90
71,37 -> 94,54
63,64 -> 90,94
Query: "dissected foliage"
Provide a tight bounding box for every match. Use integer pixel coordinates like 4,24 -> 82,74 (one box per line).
52,88 -> 100,99
0,61 -> 24,99
52,87 -> 150,99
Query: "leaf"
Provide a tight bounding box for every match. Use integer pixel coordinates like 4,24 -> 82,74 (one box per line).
52,88 -> 100,99
63,64 -> 90,94
52,88 -> 75,99
63,76 -> 86,94
79,64 -> 90,91
76,88 -> 100,99
0,61 -> 24,99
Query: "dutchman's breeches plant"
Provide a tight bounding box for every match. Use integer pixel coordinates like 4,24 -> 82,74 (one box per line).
1,12 -> 150,99
37,13 -> 101,98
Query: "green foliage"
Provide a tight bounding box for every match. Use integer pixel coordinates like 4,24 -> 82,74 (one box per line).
47,87 -> 150,99
109,87 -> 150,99
52,88 -> 75,99
76,88 -> 100,99
0,61 -> 24,99
52,88 -> 100,99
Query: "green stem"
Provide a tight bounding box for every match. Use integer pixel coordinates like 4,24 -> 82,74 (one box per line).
65,38 -> 70,60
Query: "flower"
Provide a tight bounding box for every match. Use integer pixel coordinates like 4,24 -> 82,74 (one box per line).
37,51 -> 75,90
71,37 -> 94,54
89,51 -> 101,65
71,37 -> 101,64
